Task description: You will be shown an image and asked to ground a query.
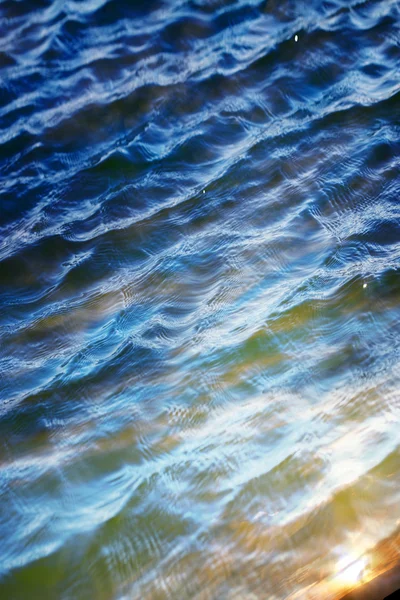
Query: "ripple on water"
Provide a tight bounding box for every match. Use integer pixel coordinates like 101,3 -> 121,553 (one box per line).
0,0 -> 400,598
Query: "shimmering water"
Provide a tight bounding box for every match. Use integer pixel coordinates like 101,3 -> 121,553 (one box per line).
0,0 -> 399,598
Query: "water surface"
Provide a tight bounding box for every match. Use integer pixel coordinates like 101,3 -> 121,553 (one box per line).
0,0 -> 400,598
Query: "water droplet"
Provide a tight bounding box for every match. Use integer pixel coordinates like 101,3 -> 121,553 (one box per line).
363,283 -> 367,288
295,35 -> 298,42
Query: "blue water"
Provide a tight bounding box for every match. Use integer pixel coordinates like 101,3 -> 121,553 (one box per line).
0,0 -> 400,598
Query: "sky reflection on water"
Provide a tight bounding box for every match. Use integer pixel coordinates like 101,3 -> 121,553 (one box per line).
0,0 -> 400,598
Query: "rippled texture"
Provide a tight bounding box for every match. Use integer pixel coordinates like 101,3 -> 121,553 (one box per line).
1,0 -> 400,598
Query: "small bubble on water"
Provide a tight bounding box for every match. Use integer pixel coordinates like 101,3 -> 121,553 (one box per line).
295,35 -> 298,42
363,283 -> 367,288
203,190 -> 205,194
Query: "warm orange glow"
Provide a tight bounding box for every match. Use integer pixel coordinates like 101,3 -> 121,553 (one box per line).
334,554 -> 368,586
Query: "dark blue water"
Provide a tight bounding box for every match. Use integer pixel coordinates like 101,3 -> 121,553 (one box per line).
0,0 -> 400,598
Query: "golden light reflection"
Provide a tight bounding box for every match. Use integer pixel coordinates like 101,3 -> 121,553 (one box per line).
288,528 -> 400,600
335,554 -> 368,586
